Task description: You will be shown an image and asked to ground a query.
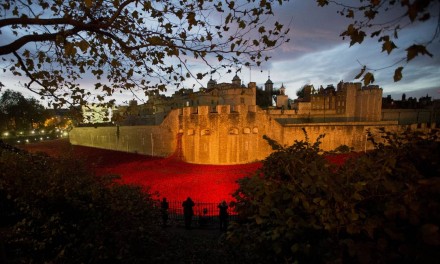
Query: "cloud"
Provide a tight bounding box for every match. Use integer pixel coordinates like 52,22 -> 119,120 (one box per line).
2,0 -> 440,105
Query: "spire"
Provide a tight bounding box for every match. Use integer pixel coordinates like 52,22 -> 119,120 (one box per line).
264,71 -> 273,93
265,72 -> 273,85
280,83 -> 286,95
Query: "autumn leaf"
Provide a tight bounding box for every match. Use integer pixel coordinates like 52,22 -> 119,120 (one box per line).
362,72 -> 375,85
393,67 -> 403,82
85,0 -> 93,8
406,44 -> 433,62
317,0 -> 329,6
382,39 -> 397,54
77,40 -> 89,53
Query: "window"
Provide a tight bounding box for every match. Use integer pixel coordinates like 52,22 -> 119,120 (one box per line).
201,129 -> 211,136
229,128 -> 239,135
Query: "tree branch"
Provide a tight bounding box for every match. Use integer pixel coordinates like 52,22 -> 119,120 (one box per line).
12,51 -> 71,106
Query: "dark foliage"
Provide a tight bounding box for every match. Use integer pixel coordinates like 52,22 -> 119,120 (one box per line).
0,141 -> 166,263
256,87 -> 274,108
229,129 -> 440,263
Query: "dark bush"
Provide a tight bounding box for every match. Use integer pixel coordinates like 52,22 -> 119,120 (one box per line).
0,141 -> 167,263
229,129 -> 440,263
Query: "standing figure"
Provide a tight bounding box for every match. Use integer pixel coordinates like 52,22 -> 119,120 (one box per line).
182,197 -> 195,229
160,197 -> 169,227
199,208 -> 209,227
218,200 -> 229,231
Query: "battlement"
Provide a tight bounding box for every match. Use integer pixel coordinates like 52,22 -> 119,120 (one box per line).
358,85 -> 383,93
337,82 -> 362,91
179,104 -> 258,116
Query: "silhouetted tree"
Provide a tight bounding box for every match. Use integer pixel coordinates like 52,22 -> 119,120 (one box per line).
256,87 -> 273,108
0,90 -> 47,131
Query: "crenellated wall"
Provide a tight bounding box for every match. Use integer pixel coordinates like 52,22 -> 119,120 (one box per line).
69,105 -> 434,164
177,105 -> 277,164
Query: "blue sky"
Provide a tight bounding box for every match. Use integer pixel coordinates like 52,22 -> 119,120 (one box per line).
1,0 -> 440,105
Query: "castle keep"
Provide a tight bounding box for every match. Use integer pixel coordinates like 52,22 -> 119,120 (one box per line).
69,75 -> 429,164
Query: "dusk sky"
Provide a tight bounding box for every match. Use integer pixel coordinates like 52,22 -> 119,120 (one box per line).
2,1 -> 440,105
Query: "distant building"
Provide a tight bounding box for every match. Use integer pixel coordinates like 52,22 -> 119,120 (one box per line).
382,93 -> 436,109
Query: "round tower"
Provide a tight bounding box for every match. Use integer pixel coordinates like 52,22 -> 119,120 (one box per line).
264,76 -> 273,94
232,74 -> 241,86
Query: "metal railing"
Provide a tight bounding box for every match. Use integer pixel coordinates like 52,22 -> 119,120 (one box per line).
156,200 -> 237,228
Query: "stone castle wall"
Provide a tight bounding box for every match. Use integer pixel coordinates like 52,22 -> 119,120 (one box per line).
69,110 -> 179,157
355,87 -> 383,121
69,105 -> 433,164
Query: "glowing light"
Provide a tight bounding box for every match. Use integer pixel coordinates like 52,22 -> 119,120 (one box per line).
2,132 -> 9,136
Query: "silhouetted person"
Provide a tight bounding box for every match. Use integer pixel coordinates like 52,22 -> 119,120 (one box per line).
199,208 -> 209,227
218,200 -> 229,231
160,197 -> 169,227
182,197 -> 195,229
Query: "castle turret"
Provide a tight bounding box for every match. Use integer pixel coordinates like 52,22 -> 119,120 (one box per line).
264,76 -> 273,94
279,83 -> 286,95
303,85 -> 312,101
276,83 -> 289,109
207,77 -> 216,89
232,74 -> 241,86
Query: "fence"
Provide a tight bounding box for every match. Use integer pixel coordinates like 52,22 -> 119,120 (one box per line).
156,200 -> 238,228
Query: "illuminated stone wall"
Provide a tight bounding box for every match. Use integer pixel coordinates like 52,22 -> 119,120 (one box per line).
70,105 -> 435,165
69,110 -> 179,157
178,105 -> 276,164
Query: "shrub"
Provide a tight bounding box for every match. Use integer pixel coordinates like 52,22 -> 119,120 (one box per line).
228,129 -> 440,263
0,141 -> 166,263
